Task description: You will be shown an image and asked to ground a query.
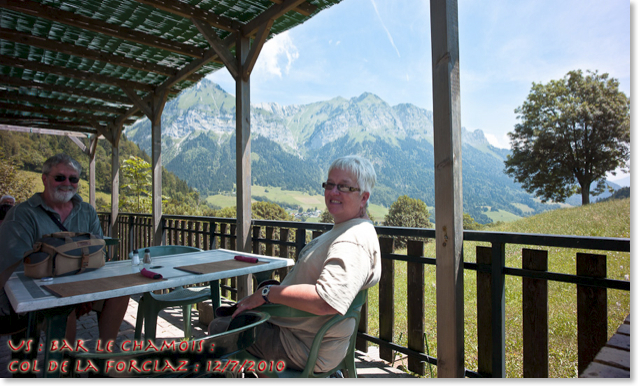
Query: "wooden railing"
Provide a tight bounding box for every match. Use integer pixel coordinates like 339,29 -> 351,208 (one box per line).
98,213 -> 630,378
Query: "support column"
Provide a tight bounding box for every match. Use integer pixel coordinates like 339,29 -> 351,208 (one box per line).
88,135 -> 98,208
431,0 -> 464,378
235,34 -> 252,299
110,145 -> 119,240
150,91 -> 168,246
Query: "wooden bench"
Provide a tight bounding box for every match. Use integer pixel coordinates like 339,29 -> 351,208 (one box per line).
580,314 -> 630,378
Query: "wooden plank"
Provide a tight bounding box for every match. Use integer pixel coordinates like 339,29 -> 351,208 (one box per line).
88,136 -> 97,208
134,0 -> 239,32
378,237 -> 395,362
594,347 -> 630,371
580,361 -> 630,378
265,227 -> 274,256
269,0 -> 318,16
407,240 -> 425,375
277,228 -> 290,281
476,246 -> 492,377
606,334 -> 630,351
522,248 -> 548,377
577,253 -> 607,376
617,324 -> 630,335
431,0 -> 464,377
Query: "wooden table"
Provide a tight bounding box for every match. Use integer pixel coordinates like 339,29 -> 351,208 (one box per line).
4,248 -> 293,377
580,314 -> 630,378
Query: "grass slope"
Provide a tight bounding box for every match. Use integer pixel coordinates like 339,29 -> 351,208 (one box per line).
366,198 -> 630,378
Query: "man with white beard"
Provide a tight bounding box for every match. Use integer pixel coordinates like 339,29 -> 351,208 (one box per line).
0,154 -> 129,349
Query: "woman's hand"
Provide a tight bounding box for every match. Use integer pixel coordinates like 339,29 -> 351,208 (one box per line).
231,291 -> 265,319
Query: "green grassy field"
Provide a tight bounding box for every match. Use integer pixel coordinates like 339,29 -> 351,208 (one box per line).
366,197 -> 630,378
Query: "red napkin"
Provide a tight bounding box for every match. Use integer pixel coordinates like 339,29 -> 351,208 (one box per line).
140,268 -> 163,279
234,255 -> 258,263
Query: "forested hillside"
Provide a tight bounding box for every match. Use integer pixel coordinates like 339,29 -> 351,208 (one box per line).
0,130 -> 201,213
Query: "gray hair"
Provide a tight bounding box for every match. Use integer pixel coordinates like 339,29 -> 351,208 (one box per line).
328,155 -> 377,196
42,154 -> 82,176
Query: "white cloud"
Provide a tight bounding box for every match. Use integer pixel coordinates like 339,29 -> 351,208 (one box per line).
484,132 -> 511,150
254,31 -> 299,79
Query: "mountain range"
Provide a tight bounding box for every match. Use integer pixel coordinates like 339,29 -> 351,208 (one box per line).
124,79 -> 617,224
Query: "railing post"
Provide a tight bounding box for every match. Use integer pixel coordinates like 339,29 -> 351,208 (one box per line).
577,253 -> 607,376
522,248 -> 548,377
265,227 -> 274,256
476,246 -> 492,377
252,226 -> 261,254
294,228 -> 306,260
277,228 -> 290,281
128,215 -> 135,254
379,237 -> 395,362
491,242 -> 506,377
407,240 -> 425,375
356,229 -> 369,353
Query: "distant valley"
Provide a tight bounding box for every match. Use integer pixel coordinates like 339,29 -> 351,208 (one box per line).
125,79 -> 618,224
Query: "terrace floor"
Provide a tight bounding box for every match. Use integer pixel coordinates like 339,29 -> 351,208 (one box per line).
0,295 -> 414,378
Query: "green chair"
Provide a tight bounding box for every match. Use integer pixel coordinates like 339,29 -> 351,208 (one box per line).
231,289 -> 368,378
68,311 -> 270,378
131,245 -> 214,341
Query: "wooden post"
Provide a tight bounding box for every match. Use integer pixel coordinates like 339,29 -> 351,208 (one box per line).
110,145 -> 119,243
150,91 -> 168,246
379,237 -> 395,362
476,246 -> 492,377
431,0 -> 464,377
522,248 -> 548,377
407,240 -> 425,375
88,135 -> 97,208
577,253 -> 607,376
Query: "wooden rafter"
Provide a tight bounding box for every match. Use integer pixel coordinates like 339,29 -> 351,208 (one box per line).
1,0 -> 206,58
133,0 -> 240,33
1,55 -> 160,93
269,0 -> 317,16
192,18 -> 239,80
0,75 -> 134,105
0,27 -> 205,82
0,91 -> 128,115
0,102 -> 136,125
243,19 -> 274,80
241,0 -> 308,38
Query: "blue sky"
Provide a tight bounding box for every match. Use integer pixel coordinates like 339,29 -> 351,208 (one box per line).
207,0 -> 631,184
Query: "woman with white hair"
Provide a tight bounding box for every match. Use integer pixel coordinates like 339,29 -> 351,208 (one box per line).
210,155 -> 381,374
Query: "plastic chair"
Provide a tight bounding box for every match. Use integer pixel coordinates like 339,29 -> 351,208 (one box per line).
68,311 -> 270,378
231,289 -> 368,378
131,245 -> 213,341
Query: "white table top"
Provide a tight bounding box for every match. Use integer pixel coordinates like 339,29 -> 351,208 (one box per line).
5,248 -> 293,313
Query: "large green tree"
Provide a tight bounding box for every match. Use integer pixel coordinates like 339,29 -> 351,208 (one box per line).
504,70 -> 630,205
384,195 -> 431,248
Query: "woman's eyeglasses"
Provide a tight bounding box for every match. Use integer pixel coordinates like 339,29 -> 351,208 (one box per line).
53,175 -> 80,183
322,182 -> 360,193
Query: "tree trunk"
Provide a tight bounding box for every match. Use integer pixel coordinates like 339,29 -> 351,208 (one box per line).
581,183 -> 591,205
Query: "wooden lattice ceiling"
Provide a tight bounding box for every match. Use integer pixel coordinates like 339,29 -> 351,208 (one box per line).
0,0 -> 342,145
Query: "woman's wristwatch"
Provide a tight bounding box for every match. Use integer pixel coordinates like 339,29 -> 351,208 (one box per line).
261,285 -> 273,304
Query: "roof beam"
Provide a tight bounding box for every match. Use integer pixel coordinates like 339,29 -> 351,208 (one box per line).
191,18 -> 239,80
120,86 -> 153,119
0,124 -> 101,138
1,55 -> 159,93
269,0 -> 317,16
0,91 -> 128,115
241,0 -> 308,37
0,102 -> 136,125
133,0 -> 240,33
0,75 -> 133,105
243,19 -> 273,80
0,0 -> 206,58
0,27 -> 204,82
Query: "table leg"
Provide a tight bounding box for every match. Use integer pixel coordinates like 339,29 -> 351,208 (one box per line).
210,280 -> 221,314
42,306 -> 74,378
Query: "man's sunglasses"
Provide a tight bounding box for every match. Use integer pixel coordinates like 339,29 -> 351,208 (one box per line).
53,175 -> 80,183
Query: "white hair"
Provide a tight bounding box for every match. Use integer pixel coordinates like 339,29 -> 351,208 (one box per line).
328,155 -> 377,195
